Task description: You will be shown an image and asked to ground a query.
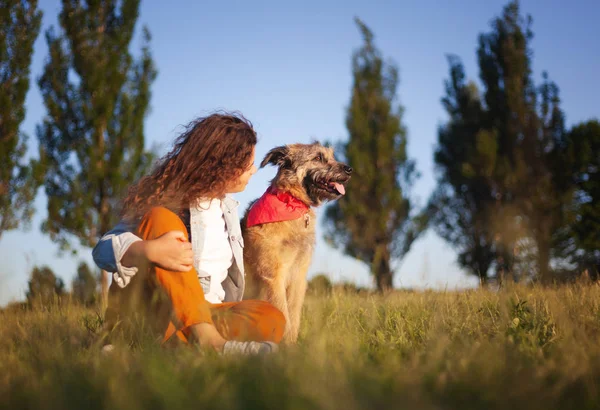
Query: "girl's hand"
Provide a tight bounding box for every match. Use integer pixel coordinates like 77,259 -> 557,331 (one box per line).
146,231 -> 194,272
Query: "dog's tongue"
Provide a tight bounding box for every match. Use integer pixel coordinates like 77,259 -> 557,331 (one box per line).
332,182 -> 345,195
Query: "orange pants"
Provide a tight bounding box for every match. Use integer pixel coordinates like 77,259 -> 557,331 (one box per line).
105,207 -> 285,344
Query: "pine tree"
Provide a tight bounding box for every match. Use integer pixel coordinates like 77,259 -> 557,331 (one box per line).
36,0 -> 157,302
324,18 -> 418,292
0,0 -> 43,238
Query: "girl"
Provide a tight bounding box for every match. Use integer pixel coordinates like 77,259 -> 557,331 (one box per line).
93,113 -> 284,354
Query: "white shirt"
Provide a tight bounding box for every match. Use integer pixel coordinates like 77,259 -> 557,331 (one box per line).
92,195 -> 246,304
191,198 -> 234,303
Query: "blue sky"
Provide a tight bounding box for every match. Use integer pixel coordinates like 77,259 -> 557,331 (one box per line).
1,0 -> 599,305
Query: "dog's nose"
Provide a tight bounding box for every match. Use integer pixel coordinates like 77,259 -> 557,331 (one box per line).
343,165 -> 353,175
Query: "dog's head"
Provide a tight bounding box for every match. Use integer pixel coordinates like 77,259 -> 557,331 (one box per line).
261,142 -> 352,206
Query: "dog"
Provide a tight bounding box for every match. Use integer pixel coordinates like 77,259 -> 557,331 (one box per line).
241,142 -> 352,343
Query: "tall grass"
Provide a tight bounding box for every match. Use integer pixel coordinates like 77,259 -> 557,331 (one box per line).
2,283 -> 600,409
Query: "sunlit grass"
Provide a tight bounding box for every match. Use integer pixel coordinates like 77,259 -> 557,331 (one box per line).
2,283 -> 600,409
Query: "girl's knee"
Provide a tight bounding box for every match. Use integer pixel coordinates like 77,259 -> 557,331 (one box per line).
138,207 -> 188,240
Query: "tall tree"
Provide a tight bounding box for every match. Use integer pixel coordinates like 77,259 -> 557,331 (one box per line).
475,0 -> 537,280
431,1 -> 572,283
476,1 -> 572,282
0,0 -> 43,238
324,18 -> 418,292
72,261 -> 98,306
36,0 -> 157,301
26,265 -> 65,305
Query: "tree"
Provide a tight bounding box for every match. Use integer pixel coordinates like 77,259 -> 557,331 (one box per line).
324,18 -> 418,292
555,120 -> 600,278
26,265 -> 65,305
36,0 -> 157,301
474,0 -> 539,280
475,1 -> 573,283
430,1 -> 573,284
72,261 -> 98,306
0,0 -> 43,238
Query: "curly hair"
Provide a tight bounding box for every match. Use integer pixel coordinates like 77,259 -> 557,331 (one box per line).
121,112 -> 257,224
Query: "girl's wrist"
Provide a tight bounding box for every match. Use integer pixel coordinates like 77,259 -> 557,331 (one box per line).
142,240 -> 158,264
121,240 -> 154,268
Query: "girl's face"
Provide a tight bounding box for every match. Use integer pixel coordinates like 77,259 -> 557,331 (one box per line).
226,147 -> 257,193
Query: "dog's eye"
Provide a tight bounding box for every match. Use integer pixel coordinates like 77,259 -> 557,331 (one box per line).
314,154 -> 323,162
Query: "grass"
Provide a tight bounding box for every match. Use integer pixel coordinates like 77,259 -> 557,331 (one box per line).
2,283 -> 600,409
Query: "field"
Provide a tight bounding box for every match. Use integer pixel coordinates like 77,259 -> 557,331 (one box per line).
2,283 -> 600,410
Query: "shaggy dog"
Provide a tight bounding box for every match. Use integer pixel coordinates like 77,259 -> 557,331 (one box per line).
241,142 -> 352,342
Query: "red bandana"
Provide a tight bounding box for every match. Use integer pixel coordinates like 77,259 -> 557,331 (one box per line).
246,186 -> 310,228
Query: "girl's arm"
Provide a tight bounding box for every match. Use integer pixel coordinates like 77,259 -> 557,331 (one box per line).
92,222 -> 193,287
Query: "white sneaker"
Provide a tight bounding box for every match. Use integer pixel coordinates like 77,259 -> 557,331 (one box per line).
222,340 -> 278,355
101,344 -> 115,355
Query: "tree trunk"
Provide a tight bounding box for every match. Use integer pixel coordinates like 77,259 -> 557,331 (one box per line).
536,237 -> 551,284
496,245 -> 514,286
376,269 -> 393,292
477,260 -> 492,287
373,246 -> 393,293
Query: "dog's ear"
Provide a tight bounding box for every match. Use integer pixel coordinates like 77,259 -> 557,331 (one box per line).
261,145 -> 290,168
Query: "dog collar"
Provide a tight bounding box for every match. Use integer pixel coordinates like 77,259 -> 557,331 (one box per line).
246,186 -> 310,228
